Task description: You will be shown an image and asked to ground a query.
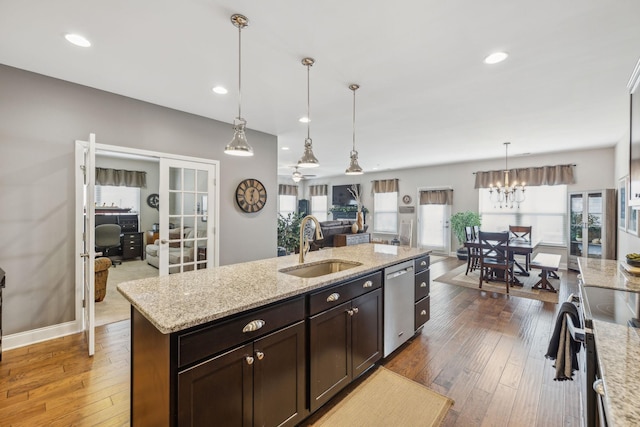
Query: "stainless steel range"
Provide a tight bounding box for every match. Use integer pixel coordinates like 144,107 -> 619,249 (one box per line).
571,282 -> 639,427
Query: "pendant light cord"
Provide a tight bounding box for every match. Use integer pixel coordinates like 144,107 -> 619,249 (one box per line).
352,88 -> 356,152
238,25 -> 242,120
306,63 -> 310,140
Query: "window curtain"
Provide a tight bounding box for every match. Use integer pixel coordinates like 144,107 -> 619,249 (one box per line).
278,184 -> 298,196
95,167 -> 147,188
474,164 -> 575,188
419,189 -> 453,205
371,178 -> 399,193
309,184 -> 328,197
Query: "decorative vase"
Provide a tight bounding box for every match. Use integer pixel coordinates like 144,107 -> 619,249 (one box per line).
356,211 -> 364,231
351,222 -> 359,234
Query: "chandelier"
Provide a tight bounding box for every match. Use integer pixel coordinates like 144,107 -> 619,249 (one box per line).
489,142 -> 525,208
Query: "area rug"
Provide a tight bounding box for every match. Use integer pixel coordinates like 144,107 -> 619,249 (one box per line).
95,260 -> 158,326
313,367 -> 453,427
434,263 -> 560,303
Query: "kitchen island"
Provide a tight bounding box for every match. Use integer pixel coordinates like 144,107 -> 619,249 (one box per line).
118,244 -> 430,426
578,258 -> 640,427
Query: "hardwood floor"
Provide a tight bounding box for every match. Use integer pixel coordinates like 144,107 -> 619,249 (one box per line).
0,257 -> 581,426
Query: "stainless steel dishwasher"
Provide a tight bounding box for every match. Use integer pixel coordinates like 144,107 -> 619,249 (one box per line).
384,260 -> 414,357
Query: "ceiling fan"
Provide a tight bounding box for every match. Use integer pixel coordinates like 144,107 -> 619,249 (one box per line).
291,166 -> 316,183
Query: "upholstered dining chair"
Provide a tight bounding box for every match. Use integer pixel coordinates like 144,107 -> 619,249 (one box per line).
95,224 -> 122,267
509,225 -> 532,271
478,231 -> 514,294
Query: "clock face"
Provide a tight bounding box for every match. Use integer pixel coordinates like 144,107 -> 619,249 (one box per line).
235,179 -> 267,213
147,193 -> 160,210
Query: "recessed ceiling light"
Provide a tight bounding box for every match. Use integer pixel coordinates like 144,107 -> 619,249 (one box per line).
65,33 -> 91,47
299,117 -> 310,123
212,86 -> 228,95
484,51 -> 508,64
281,146 -> 290,151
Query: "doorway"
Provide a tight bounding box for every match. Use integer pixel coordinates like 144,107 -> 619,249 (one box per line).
76,139 -> 220,337
417,188 -> 452,255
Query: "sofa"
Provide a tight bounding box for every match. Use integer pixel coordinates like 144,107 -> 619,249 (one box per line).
145,227 -> 206,273
312,220 -> 369,249
95,257 -> 112,302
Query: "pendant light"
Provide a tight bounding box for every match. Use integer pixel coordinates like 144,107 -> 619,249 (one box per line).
297,57 -> 319,168
345,84 -> 364,175
224,14 -> 253,157
292,166 -> 303,183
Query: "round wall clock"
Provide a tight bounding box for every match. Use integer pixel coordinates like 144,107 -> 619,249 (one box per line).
402,195 -> 412,204
147,193 -> 159,210
235,179 -> 267,213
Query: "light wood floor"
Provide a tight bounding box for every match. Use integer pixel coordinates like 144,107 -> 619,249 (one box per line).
0,257 -> 580,426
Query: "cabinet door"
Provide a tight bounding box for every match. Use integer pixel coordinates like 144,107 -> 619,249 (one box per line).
351,289 -> 382,378
309,301 -> 352,412
178,343 -> 253,427
253,321 -> 306,427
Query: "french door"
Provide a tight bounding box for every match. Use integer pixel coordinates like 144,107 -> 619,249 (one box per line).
75,135 -> 96,356
159,159 -> 216,275
417,203 -> 451,254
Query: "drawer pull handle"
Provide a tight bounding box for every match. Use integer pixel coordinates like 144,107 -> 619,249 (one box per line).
420,282 -> 427,288
245,356 -> 254,365
420,261 -> 427,266
353,307 -> 359,314
420,310 -> 427,316
593,379 -> 604,396
327,293 -> 340,302
255,351 -> 264,360
363,281 -> 373,288
242,319 -> 265,333
347,309 -> 354,316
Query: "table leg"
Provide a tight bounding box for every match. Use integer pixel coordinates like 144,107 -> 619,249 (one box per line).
532,269 -> 557,292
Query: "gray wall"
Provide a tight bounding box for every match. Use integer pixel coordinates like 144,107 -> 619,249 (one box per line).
615,128 -> 638,257
0,64 -> 277,336
302,147 -> 615,261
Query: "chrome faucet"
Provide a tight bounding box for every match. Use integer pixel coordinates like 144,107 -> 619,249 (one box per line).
299,215 -> 324,263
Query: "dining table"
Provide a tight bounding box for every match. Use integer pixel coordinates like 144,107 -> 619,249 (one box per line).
464,237 -> 540,285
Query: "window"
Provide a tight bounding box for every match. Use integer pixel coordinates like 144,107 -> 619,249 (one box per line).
373,192 -> 398,233
478,185 -> 567,245
95,185 -> 140,212
311,195 -> 328,221
278,195 -> 297,218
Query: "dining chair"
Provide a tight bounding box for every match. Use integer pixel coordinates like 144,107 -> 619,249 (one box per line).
478,231 -> 514,294
465,226 -> 481,274
509,225 -> 532,270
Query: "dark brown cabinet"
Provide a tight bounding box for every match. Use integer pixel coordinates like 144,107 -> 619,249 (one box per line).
309,288 -> 382,412
178,321 -> 306,427
414,254 -> 431,330
121,231 -> 143,260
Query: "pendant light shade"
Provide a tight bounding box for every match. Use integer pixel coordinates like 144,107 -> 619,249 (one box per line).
292,166 -> 303,183
297,57 -> 319,168
224,14 -> 254,157
345,84 -> 363,175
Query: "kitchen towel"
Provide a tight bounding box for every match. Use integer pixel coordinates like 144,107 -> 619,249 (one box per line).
545,301 -> 581,380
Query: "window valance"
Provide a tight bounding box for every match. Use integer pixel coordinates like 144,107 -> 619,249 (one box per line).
474,164 -> 575,188
371,178 -> 399,193
278,184 -> 298,196
419,189 -> 453,205
95,167 -> 147,188
309,185 -> 328,197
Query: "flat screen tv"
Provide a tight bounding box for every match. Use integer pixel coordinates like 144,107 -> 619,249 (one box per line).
629,58 -> 640,206
332,184 -> 360,206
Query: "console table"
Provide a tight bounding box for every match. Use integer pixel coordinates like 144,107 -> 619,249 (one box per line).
334,233 -> 370,247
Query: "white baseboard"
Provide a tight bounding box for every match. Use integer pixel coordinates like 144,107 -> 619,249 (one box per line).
3,320 -> 82,352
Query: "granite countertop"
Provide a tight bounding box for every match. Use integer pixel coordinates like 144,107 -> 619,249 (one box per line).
577,257 -> 640,293
578,257 -> 640,426
592,320 -> 640,427
117,244 -> 428,334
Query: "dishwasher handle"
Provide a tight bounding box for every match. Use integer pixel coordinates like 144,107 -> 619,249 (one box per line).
386,266 -> 414,280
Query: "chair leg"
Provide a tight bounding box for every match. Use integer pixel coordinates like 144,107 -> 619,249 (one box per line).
478,267 -> 483,289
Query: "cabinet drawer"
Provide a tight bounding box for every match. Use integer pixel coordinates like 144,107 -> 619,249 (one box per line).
178,296 -> 305,368
309,271 -> 382,316
415,296 -> 430,330
122,233 -> 142,243
414,269 -> 430,301
414,255 -> 430,273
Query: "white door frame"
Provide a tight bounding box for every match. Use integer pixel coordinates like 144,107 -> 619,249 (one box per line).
416,186 -> 452,255
74,142 -> 220,353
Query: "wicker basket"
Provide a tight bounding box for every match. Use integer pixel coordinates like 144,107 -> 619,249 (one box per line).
95,257 -> 112,302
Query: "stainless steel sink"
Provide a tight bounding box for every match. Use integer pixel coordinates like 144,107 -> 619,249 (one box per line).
279,260 -> 362,278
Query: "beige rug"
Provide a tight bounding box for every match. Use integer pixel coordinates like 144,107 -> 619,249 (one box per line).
95,259 -> 158,326
434,263 -> 560,303
313,367 -> 453,427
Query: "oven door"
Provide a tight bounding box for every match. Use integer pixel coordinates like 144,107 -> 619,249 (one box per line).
573,285 -> 598,427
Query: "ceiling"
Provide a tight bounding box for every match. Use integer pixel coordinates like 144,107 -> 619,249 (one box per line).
2,1 -> 639,179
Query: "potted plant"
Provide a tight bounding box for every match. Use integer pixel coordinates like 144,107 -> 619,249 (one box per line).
277,212 -> 304,254
450,211 -> 482,260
